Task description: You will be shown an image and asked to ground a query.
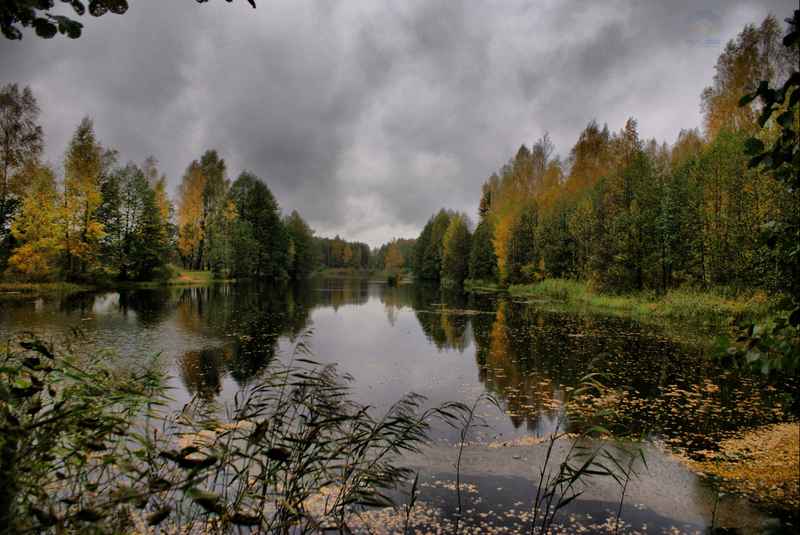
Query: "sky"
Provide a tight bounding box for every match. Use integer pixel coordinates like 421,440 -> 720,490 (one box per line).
0,0 -> 795,247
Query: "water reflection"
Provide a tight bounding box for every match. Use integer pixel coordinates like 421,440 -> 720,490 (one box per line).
180,346 -> 229,400
1,277 -> 791,532
0,277 -> 788,450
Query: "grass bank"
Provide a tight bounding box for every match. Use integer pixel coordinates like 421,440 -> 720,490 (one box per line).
0,281 -> 91,298
0,267 -> 233,298
468,278 -> 782,324
120,267 -> 234,287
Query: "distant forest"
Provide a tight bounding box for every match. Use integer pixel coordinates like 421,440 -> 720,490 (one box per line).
418,14 -> 799,297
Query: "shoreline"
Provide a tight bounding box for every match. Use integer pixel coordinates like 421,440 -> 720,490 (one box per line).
464,278 -> 783,325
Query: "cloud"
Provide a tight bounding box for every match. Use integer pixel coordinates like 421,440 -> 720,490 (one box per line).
0,0 -> 795,246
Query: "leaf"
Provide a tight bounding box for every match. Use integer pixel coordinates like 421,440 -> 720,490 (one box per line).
148,477 -> 172,492
266,447 -> 291,463
20,340 -> 54,359
789,308 -> 800,328
738,93 -> 756,106
31,507 -> 57,527
147,506 -> 172,526
555,490 -> 584,511
75,508 -> 105,522
188,488 -> 224,514
743,137 -> 764,156
32,18 -> 58,39
231,511 -> 261,526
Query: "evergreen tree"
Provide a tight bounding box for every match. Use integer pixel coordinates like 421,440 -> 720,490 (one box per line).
285,210 -> 316,279
440,214 -> 471,287
229,171 -> 288,280
468,217 -> 497,282
505,203 -> 539,284
420,209 -> 451,281
414,216 -> 434,279
127,181 -> 169,280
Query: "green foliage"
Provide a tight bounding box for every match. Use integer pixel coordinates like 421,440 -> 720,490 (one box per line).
229,171 -> 289,280
414,209 -> 452,282
505,203 -> 539,285
469,217 -> 497,282
724,10 -> 800,379
537,203 -> 575,279
508,278 -> 780,324
440,213 -> 471,287
0,337 -> 165,533
284,210 -> 316,279
62,117 -> 106,280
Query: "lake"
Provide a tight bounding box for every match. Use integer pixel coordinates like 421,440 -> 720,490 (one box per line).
0,277 -> 789,533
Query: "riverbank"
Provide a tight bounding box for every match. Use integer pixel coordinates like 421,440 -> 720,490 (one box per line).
0,281 -> 91,298
465,278 -> 782,324
313,267 -> 414,284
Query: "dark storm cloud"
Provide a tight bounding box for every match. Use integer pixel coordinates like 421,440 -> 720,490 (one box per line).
0,0 -> 795,245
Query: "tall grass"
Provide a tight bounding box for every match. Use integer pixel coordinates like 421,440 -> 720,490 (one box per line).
1,335 -> 469,534
3,335 -> 645,534
507,278 -> 780,324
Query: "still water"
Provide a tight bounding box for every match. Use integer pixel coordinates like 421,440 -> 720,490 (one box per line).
0,278 -> 787,532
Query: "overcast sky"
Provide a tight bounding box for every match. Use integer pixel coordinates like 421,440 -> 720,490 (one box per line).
1,0 -> 795,246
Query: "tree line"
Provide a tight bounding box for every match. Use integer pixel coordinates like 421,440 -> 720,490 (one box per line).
416,14 -> 799,298
0,108 -> 175,282
0,84 -> 348,283
0,88 -> 418,284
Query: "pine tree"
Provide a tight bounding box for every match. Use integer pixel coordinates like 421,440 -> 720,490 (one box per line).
505,203 -> 539,284
441,214 -> 471,287
229,171 -> 288,280
128,180 -> 169,280
421,209 -> 451,281
469,217 -> 497,282
285,210 -> 316,279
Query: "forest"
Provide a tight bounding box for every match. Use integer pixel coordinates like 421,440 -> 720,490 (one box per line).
415,14 -> 799,302
0,94 -> 412,284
